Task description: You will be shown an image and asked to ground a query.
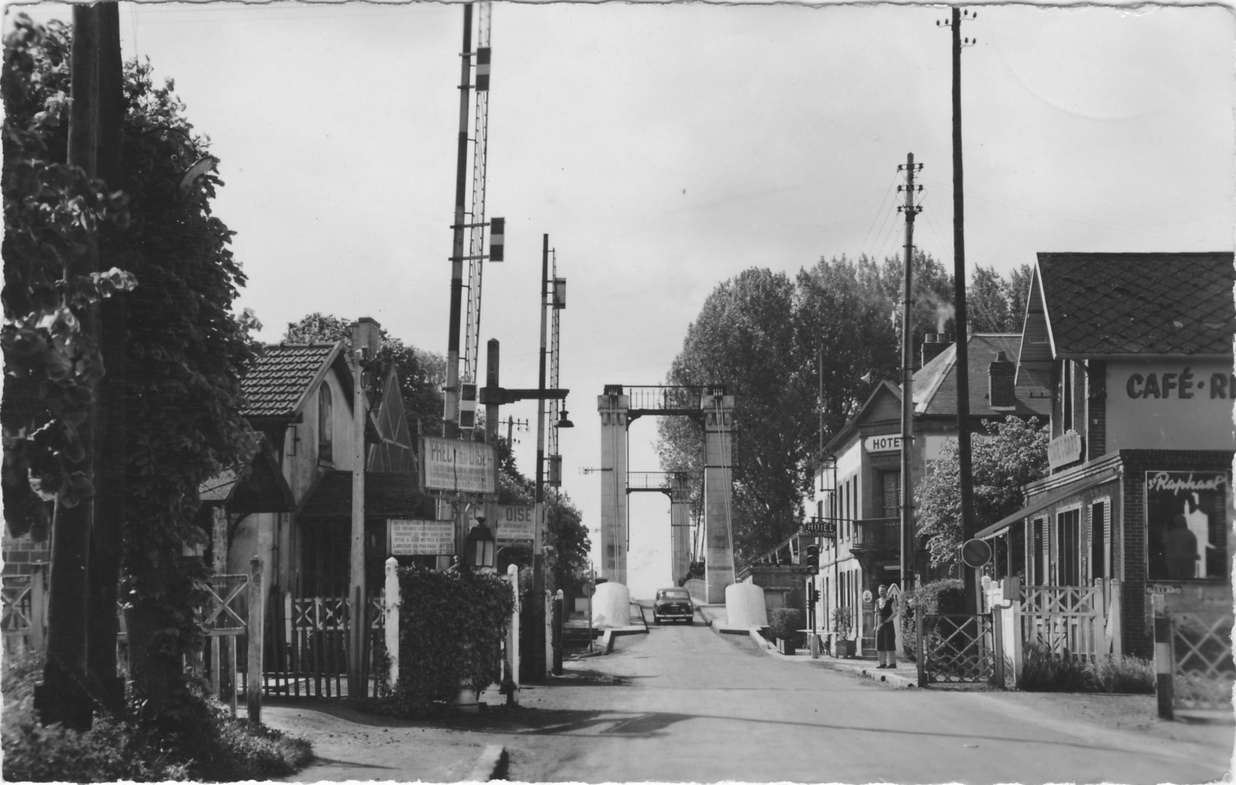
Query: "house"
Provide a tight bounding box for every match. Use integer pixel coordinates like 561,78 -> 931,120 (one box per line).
974,252 -> 1235,656
801,332 -> 1051,654
204,320 -> 426,632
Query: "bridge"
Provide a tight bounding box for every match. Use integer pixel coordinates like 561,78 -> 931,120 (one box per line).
597,385 -> 736,604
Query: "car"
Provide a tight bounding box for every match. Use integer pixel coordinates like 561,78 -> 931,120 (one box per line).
652,587 -> 694,625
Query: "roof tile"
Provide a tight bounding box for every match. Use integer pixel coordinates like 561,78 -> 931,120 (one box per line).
240,343 -> 341,419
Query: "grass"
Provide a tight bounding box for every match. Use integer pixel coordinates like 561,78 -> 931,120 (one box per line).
2,649 -> 313,782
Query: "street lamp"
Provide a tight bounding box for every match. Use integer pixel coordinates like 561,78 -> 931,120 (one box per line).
556,408 -> 574,429
466,516 -> 496,571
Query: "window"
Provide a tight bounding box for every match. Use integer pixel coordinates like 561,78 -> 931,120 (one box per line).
318,385 -> 333,463
877,471 -> 900,518
1090,500 -> 1109,580
1056,508 -> 1081,586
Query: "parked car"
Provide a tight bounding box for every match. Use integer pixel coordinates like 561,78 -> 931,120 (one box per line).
653,587 -> 694,624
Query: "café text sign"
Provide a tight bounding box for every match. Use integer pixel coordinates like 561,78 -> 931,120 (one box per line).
491,504 -> 536,543
864,434 -> 902,454
419,436 -> 496,494
389,519 -> 455,556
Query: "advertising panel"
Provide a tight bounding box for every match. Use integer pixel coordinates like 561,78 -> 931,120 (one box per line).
419,436 -> 496,494
1144,470 -> 1229,582
389,519 -> 456,556
490,504 -> 536,543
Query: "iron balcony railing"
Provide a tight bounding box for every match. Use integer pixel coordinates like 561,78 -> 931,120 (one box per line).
852,517 -> 899,551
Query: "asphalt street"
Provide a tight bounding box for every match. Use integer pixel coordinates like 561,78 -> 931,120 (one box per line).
499,621 -> 1230,784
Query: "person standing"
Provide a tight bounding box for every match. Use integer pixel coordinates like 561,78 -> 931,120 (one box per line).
875,584 -> 897,669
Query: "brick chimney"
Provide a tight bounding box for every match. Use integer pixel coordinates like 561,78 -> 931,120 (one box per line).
988,350 -> 1016,409
921,333 -> 949,367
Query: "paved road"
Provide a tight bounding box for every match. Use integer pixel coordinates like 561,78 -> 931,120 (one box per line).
503,621 -> 1229,783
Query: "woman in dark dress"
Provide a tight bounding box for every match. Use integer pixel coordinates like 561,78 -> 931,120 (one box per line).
875,584 -> 897,669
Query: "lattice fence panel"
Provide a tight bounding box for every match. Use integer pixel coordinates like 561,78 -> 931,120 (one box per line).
1172,611 -> 1235,711
919,613 -> 998,685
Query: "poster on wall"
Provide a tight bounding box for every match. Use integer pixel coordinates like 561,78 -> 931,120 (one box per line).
1145,471 -> 1229,581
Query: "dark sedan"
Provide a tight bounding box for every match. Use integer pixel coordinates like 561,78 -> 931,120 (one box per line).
652,587 -> 694,624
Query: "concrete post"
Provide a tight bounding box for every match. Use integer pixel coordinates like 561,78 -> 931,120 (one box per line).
506,564 -> 520,703
670,472 -> 692,585
701,392 -> 736,604
383,557 -> 399,692
597,392 -> 629,585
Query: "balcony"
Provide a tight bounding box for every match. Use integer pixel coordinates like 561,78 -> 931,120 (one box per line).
852,517 -> 899,552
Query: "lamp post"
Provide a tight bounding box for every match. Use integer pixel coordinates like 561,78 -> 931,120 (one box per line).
466,516 -> 496,571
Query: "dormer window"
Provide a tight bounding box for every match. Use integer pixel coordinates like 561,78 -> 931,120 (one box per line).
319,385 -> 333,463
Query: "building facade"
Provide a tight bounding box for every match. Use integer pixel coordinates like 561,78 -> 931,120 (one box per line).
976,252 -> 1235,656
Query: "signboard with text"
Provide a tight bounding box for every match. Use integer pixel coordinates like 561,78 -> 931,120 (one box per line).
490,504 -> 536,543
419,436 -> 496,494
389,519 -> 455,556
802,518 -> 837,539
864,434 -> 902,454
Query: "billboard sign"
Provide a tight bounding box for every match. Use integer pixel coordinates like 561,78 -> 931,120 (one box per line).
420,437 -> 496,494
389,519 -> 455,556
490,504 -> 536,543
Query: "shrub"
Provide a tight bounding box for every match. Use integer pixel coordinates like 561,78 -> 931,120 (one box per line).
1085,654 -> 1155,694
2,650 -> 311,782
900,579 -> 965,660
1017,643 -> 1092,692
769,607 -> 804,647
388,565 -> 515,715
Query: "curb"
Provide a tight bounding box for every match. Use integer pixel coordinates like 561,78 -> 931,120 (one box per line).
467,744 -> 508,782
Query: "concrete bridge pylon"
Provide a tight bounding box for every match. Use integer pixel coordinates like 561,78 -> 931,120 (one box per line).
701,392 -> 736,604
669,472 -> 692,586
597,391 -> 628,586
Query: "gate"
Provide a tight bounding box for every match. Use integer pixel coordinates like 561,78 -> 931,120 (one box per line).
202,572 -> 251,715
915,611 -> 1004,687
263,585 -> 385,699
1,572 -> 46,657
1018,580 -> 1121,659
1154,597 -> 1235,719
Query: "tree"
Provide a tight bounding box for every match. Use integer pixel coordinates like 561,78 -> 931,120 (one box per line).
915,416 -> 1049,570
4,14 -> 259,725
544,489 -> 590,593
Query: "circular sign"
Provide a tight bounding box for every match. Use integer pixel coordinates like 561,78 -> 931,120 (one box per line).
960,538 -> 993,568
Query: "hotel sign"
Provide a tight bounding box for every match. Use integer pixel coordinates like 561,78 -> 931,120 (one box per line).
864,434 -> 902,454
419,437 -> 496,494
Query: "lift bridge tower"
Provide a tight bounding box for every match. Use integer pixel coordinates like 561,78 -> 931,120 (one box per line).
597,386 -> 736,604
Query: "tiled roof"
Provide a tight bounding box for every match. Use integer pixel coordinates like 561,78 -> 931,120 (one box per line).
298,471 -> 430,519
1038,252 -> 1235,357
914,333 -> 1051,419
240,343 -> 343,419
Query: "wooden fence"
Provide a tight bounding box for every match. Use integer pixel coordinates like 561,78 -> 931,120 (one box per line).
1,571 -> 47,657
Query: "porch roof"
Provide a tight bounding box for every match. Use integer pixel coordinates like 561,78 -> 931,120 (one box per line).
976,470 -> 1119,539
297,470 -> 428,519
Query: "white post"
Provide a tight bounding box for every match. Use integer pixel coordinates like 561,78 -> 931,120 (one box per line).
506,564 -> 520,702
384,557 -> 400,692
543,592 -> 553,681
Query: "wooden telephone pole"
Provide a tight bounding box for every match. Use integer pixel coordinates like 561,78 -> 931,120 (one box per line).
898,154 -> 922,593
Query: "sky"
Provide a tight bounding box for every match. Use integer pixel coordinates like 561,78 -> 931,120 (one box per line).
6,0 -> 1234,599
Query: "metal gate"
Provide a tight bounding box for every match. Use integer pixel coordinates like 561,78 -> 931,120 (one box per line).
916,611 -> 1004,687
1155,605 -> 1235,718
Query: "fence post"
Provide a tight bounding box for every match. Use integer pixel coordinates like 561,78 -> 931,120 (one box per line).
383,557 -> 399,692
1109,579 -> 1122,656
31,567 -> 47,650
916,607 -> 926,688
1153,594 -> 1174,719
991,609 -> 1006,689
552,590 -> 564,675
247,556 -> 264,724
506,564 -> 520,704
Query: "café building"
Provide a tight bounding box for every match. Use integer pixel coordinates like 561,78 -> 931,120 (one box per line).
976,252 -> 1235,656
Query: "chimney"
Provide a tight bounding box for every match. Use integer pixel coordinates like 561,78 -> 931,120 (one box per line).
989,350 -> 1016,408
921,333 -> 948,367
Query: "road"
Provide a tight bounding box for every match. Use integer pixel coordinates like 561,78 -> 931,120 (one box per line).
501,621 -> 1231,784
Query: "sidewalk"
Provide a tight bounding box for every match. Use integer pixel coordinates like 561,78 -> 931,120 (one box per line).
695,603 -> 918,688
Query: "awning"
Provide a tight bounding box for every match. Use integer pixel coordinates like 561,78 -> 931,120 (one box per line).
976,471 -> 1119,539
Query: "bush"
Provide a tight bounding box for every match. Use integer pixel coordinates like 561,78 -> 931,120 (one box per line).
900,579 -> 965,660
1,651 -> 311,782
387,565 -> 515,715
1018,643 -> 1093,692
1087,654 -> 1155,694
769,607 -> 804,647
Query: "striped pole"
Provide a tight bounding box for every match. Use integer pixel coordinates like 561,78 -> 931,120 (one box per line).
1153,604 -> 1174,719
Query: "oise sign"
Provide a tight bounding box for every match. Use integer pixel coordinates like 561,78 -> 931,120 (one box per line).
419,436 -> 496,494
490,504 -> 535,544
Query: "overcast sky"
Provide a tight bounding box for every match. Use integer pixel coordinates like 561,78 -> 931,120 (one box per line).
8,0 -> 1234,597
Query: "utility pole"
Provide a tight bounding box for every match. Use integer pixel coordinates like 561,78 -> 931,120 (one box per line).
348,318 -> 379,697
897,153 -> 922,594
947,6 -> 978,612
531,233 -> 551,681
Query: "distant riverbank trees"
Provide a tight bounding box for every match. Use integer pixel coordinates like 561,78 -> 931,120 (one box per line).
658,253 -> 1031,567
